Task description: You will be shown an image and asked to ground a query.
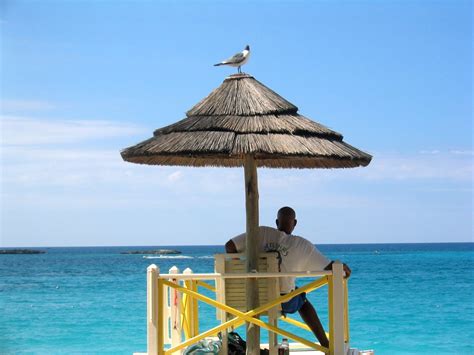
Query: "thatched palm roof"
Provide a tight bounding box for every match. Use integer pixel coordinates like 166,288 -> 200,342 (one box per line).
121,73 -> 371,168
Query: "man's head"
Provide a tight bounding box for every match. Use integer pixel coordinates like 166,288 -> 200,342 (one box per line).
276,206 -> 297,235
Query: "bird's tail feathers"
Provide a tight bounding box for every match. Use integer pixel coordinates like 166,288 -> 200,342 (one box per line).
214,62 -> 226,66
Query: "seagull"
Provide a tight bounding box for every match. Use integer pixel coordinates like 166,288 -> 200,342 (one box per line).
214,45 -> 250,73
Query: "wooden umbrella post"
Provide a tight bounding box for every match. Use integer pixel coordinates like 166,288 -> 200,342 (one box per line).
244,154 -> 260,355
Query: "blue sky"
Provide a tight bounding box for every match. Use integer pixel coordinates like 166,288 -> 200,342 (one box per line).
1,0 -> 472,247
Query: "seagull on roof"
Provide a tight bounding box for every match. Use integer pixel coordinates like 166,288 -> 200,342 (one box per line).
214,45 -> 250,73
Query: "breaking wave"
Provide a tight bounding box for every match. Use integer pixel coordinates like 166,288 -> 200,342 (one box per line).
142,255 -> 194,259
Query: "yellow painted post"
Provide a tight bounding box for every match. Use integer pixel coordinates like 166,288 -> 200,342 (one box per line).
214,255 -> 227,355
182,268 -> 193,339
191,280 -> 199,336
147,264 -> 159,355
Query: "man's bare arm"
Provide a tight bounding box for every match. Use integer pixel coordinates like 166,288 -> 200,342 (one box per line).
225,240 -> 238,253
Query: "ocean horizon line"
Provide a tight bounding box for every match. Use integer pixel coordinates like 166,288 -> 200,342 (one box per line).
2,241 -> 473,249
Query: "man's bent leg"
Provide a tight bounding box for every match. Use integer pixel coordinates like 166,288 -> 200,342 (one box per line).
298,300 -> 329,348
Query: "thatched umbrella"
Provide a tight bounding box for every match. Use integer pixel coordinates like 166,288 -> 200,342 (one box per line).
121,73 -> 371,353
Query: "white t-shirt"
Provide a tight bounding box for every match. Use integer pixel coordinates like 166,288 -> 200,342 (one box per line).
231,226 -> 330,293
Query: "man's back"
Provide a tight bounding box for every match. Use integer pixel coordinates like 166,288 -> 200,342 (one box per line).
230,226 -> 329,293
225,207 -> 342,348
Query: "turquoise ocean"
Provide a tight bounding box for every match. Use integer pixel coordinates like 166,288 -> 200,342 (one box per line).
1,243 -> 473,354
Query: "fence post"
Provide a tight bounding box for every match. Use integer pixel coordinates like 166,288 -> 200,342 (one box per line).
169,266 -> 183,350
147,264 -> 160,355
215,255 -> 227,355
267,254 -> 279,355
191,279 -> 199,338
329,261 -> 345,355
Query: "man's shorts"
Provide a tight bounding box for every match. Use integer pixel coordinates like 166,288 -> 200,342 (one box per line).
281,289 -> 307,315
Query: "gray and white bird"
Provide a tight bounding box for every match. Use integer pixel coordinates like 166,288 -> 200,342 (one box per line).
214,45 -> 250,73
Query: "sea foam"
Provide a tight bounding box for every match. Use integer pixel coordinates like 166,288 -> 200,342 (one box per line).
142,255 -> 194,259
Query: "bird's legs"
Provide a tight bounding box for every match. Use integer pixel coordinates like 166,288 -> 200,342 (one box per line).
238,66 -> 241,73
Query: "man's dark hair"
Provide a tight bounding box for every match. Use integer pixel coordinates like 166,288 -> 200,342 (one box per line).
277,206 -> 296,218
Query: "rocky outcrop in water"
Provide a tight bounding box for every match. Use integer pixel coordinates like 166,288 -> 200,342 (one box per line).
0,249 -> 46,254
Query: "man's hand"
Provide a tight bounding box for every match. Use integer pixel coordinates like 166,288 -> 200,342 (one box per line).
325,261 -> 352,279
343,263 -> 351,279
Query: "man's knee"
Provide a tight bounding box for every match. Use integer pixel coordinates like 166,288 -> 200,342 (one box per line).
299,299 -> 313,313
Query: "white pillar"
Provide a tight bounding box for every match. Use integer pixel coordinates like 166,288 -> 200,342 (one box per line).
169,266 -> 183,349
147,264 -> 159,355
331,261 -> 345,355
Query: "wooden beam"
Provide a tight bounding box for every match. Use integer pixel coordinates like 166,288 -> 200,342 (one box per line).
244,154 -> 260,355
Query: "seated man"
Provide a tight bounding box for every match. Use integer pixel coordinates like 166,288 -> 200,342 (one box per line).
225,206 -> 351,349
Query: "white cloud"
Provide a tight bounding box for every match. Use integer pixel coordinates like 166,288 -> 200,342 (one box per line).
2,146 -> 472,192
419,149 -> 440,155
1,115 -> 146,145
260,151 -> 473,184
1,115 -> 470,185
361,152 -> 472,181
1,99 -> 57,112
2,147 -> 122,186
450,150 -> 474,156
0,145 -> 240,194
1,125 -> 472,247
0,115 -> 471,213
419,149 -> 474,156
0,115 -> 151,189
167,171 -> 183,182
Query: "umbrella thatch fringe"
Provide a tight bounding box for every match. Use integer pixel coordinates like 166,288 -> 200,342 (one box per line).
121,131 -> 370,168
122,154 -> 368,169
155,114 -> 342,138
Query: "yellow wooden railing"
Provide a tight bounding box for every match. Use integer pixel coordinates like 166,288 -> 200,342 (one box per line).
146,262 -> 349,355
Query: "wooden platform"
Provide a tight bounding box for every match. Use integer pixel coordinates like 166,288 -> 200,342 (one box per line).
134,342 -> 327,355
134,342 -> 373,355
